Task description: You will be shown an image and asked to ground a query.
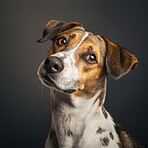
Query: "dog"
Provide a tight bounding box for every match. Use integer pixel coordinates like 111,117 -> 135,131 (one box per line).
37,20 -> 144,148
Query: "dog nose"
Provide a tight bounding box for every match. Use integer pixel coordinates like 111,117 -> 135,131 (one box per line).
44,56 -> 64,73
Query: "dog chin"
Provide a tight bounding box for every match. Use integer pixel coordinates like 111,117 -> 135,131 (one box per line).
39,75 -> 77,94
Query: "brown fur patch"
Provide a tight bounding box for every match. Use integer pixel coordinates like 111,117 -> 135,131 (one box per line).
98,90 -> 105,106
118,130 -> 133,148
58,22 -> 83,34
109,132 -> 114,140
96,127 -> 106,134
102,106 -> 108,119
100,137 -> 109,146
49,128 -> 54,139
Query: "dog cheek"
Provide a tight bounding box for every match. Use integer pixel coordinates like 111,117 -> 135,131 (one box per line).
80,66 -> 104,93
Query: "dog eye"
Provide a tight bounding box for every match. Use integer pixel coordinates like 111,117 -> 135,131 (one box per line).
85,53 -> 97,64
56,37 -> 67,47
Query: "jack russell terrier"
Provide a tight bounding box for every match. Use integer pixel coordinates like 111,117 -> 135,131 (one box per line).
37,20 -> 144,148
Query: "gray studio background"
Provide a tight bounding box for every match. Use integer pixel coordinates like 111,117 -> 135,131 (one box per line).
0,0 -> 147,147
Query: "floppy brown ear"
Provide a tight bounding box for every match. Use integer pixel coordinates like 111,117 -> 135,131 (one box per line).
102,36 -> 138,79
37,20 -> 66,43
37,20 -> 82,43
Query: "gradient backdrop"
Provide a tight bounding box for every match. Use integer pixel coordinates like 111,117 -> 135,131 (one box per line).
0,0 -> 147,147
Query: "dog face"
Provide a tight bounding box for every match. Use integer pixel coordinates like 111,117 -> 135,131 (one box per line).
37,20 -> 138,98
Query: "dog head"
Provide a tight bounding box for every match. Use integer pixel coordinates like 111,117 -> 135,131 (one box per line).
37,20 -> 138,98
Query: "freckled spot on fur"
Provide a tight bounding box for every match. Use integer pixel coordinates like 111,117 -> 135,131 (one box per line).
96,127 -> 106,134
67,130 -> 73,137
49,128 -> 54,139
100,137 -> 109,146
109,132 -> 114,140
102,106 -> 108,119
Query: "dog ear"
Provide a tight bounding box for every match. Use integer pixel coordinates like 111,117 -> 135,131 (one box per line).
37,20 -> 66,43
37,20 -> 82,43
101,36 -> 138,79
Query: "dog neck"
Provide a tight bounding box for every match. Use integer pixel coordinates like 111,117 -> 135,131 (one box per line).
49,78 -> 120,147
49,78 -> 116,130
50,78 -> 107,119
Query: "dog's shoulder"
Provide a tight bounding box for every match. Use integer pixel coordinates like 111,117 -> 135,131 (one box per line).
115,123 -> 144,148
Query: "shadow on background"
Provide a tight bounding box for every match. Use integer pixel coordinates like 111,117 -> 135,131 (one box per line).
0,0 -> 147,147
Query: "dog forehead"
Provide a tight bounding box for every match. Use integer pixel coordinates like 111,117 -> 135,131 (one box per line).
55,25 -> 85,37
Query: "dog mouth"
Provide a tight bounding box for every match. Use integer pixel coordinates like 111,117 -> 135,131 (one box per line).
63,89 -> 76,94
42,75 -> 53,84
40,75 -> 77,94
40,74 -> 56,87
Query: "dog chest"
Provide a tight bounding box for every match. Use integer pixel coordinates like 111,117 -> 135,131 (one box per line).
52,104 -> 120,148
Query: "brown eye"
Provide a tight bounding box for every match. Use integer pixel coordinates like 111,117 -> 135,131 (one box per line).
85,53 -> 97,64
56,37 -> 67,47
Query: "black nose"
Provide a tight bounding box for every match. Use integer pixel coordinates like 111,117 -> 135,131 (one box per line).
44,56 -> 64,74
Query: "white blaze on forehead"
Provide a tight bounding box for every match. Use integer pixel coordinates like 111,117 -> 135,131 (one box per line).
50,32 -> 89,90
69,31 -> 89,52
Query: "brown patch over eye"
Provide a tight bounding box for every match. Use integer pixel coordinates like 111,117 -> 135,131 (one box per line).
82,47 -> 98,65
